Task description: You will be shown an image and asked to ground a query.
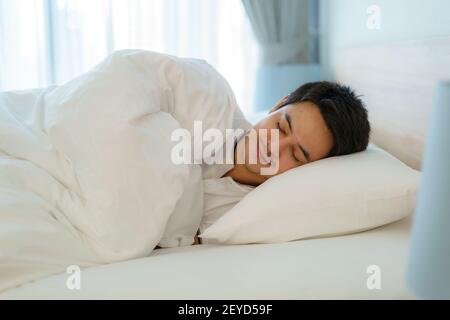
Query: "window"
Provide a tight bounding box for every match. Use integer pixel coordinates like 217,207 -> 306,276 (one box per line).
0,0 -> 259,112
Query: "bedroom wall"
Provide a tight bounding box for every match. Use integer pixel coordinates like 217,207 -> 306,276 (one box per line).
320,0 -> 450,80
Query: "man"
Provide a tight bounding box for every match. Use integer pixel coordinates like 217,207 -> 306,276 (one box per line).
196,81 -> 371,244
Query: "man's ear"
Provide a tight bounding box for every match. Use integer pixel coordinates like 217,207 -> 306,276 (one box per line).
269,95 -> 290,114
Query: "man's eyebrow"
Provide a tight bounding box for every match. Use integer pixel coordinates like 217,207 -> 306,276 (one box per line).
285,113 -> 311,162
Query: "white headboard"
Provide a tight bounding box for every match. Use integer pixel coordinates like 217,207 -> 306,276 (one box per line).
334,36 -> 450,170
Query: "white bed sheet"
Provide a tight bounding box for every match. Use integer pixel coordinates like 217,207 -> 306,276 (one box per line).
0,215 -> 415,300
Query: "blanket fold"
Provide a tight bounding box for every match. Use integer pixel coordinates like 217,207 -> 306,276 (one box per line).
0,50 -> 240,292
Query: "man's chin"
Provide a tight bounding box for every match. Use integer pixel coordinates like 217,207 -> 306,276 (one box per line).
243,163 -> 260,175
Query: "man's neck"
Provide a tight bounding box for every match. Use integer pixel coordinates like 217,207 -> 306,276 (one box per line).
222,164 -> 266,187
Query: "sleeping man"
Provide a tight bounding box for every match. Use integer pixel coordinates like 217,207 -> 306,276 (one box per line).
195,81 -> 371,244
0,50 -> 370,291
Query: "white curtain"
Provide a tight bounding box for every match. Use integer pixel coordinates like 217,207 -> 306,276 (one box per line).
0,0 -> 259,113
0,0 -> 48,90
242,0 -> 311,65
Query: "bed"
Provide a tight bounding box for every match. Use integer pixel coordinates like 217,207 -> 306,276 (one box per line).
1,37 -> 448,300
0,216 -> 413,299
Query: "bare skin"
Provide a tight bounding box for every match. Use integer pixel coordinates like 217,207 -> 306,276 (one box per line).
224,96 -> 334,186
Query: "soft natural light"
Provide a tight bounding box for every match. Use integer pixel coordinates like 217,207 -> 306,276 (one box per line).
0,0 -> 259,112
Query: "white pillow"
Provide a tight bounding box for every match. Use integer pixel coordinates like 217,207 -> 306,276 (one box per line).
199,143 -> 420,244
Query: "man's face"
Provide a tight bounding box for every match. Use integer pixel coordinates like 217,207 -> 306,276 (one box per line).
235,98 -> 334,181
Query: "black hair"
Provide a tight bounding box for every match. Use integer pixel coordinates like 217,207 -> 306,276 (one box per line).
279,81 -> 371,158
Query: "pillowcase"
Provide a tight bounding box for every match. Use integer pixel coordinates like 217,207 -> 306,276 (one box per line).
199,143 -> 421,245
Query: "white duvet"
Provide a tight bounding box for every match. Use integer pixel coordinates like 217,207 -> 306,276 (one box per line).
0,50 -> 240,292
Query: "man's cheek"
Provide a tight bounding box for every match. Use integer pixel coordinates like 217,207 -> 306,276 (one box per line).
273,157 -> 295,176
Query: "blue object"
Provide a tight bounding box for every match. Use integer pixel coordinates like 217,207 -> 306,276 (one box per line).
252,64 -> 322,112
406,81 -> 450,299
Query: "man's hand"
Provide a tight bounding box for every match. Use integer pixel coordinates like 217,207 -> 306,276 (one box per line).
193,234 -> 201,245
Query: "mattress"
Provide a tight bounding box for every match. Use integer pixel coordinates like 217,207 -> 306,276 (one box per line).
0,215 -> 415,300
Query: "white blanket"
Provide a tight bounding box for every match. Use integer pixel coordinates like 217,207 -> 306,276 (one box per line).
0,50 -> 240,292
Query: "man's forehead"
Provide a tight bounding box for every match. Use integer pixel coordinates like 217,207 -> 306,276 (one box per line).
284,103 -> 322,131
284,102 -> 333,161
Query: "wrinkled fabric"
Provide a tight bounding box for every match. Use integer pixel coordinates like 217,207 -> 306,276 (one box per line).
0,50 -> 241,292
